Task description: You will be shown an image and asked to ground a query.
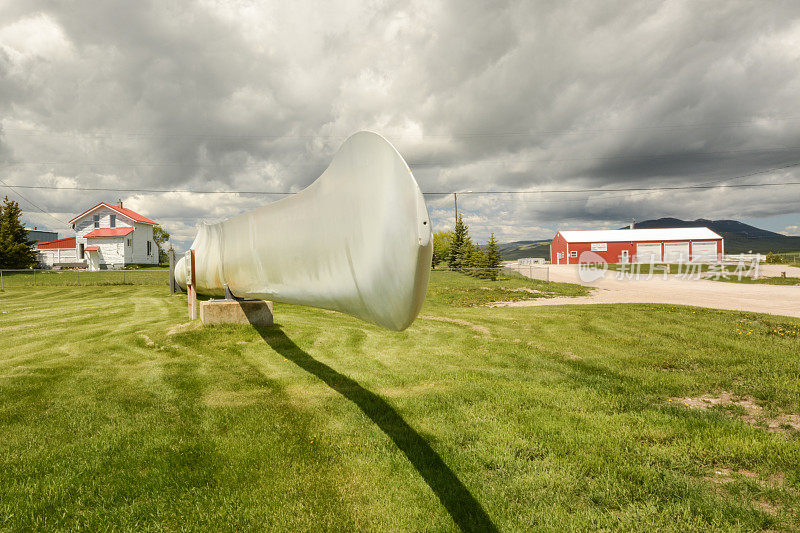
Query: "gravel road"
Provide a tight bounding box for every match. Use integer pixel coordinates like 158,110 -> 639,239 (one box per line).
503,263 -> 800,318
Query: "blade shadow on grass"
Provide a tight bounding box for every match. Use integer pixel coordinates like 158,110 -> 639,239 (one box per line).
255,326 -> 497,533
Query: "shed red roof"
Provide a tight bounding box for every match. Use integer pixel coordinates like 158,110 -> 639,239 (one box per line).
37,237 -> 76,249
557,227 -> 723,243
84,246 -> 99,252
68,203 -> 157,225
84,227 -> 135,238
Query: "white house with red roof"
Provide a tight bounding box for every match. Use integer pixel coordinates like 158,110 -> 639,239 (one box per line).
37,236 -> 80,266
36,201 -> 159,270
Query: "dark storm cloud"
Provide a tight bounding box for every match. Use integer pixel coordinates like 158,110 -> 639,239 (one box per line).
1,0 -> 799,247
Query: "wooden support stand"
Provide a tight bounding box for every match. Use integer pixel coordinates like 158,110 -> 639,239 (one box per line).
168,248 -> 180,294
183,250 -> 273,326
200,300 -> 274,326
186,250 -> 197,320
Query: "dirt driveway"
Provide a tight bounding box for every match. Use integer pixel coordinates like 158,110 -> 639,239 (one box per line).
504,264 -> 800,318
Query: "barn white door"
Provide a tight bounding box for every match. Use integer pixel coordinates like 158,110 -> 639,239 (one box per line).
691,242 -> 718,262
663,242 -> 690,263
635,243 -> 662,263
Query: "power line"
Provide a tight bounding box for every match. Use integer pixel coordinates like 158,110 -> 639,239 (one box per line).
0,184 -> 294,195
4,115 -> 800,140
3,146 -> 800,168
2,180 -> 800,198
0,178 -> 70,227
3,160 -> 799,220
424,160 -> 800,203
423,181 -> 800,195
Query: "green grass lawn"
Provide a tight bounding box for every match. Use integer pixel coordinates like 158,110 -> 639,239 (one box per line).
0,269 -> 169,288
121,264 -> 172,269
428,269 -> 590,306
1,273 -> 799,531
714,276 -> 800,286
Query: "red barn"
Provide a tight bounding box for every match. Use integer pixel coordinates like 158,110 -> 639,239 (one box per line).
550,227 -> 724,265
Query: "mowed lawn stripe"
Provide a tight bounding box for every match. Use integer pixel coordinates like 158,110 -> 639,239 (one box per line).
0,275 -> 798,531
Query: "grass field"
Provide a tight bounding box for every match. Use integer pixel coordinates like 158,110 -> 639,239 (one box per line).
0,268 -> 170,288
1,273 -> 799,531
427,269 -> 589,306
714,276 -> 800,286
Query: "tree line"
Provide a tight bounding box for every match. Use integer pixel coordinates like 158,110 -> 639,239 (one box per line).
432,215 -> 503,281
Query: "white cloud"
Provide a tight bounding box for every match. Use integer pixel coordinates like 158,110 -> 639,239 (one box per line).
782,225 -> 800,236
0,13 -> 73,67
2,0 -> 800,251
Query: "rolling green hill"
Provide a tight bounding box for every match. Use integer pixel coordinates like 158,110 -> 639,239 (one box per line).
498,240 -> 550,261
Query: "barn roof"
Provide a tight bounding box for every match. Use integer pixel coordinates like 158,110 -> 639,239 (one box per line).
84,227 -> 135,238
558,227 -> 722,243
37,237 -> 76,249
68,203 -> 157,225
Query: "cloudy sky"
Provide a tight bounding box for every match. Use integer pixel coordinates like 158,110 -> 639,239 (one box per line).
2,0 -> 800,249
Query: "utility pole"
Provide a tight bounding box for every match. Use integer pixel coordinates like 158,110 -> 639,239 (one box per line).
453,191 -> 473,226
454,192 -> 458,226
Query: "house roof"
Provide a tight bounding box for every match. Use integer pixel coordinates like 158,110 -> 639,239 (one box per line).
68,202 -> 157,225
84,246 -> 100,252
37,237 -> 76,249
558,227 -> 723,243
84,227 -> 135,238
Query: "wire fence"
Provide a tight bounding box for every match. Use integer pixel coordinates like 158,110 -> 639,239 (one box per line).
0,269 -> 171,290
769,253 -> 800,266
0,267 -> 550,291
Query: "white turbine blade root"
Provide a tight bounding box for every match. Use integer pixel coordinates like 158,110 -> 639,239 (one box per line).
176,131 -> 433,331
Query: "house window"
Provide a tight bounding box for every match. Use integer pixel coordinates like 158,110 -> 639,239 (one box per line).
570,251 -> 578,258
147,241 -> 152,256
110,215 -> 116,228
93,214 -> 99,228
127,238 -> 131,247
79,243 -> 85,259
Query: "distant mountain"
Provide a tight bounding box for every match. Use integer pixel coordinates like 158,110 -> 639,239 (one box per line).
625,218 -> 800,253
498,218 -> 800,260
625,218 -> 782,238
498,240 -> 551,261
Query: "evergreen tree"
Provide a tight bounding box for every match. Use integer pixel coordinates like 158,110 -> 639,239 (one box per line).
469,244 -> 489,279
457,234 -> 473,272
485,233 -> 502,281
0,196 -> 38,269
448,215 -> 468,270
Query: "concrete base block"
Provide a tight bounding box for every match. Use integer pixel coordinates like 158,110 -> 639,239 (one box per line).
200,299 -> 273,326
